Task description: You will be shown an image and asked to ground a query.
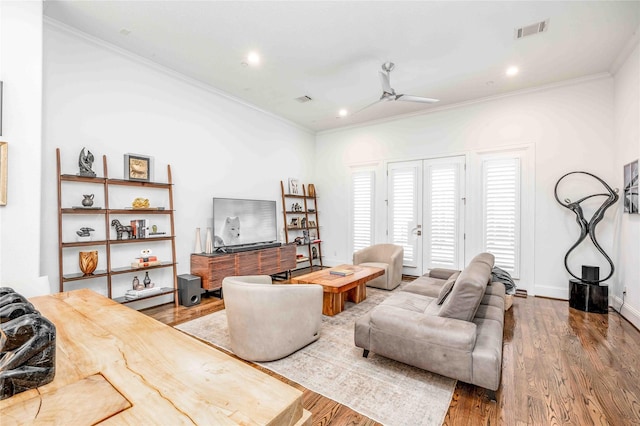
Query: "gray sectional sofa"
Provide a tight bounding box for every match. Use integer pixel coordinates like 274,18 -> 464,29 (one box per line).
354,253 -> 505,393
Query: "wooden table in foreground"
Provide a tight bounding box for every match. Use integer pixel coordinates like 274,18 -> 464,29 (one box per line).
0,289 -> 311,425
290,264 -> 384,316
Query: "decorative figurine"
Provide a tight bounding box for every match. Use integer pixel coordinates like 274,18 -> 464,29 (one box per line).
312,246 -> 318,259
76,227 -> 95,238
0,288 -> 56,400
554,171 -> 619,283
81,194 -> 94,207
78,147 -> 96,177
132,197 -> 150,209
111,219 -> 135,240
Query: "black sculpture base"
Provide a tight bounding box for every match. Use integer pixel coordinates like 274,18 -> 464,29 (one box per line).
569,279 -> 608,314
0,287 -> 56,400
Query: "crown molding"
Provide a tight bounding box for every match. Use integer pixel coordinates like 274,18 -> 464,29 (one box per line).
318,72 -> 612,136
43,17 -> 315,135
610,25 -> 640,75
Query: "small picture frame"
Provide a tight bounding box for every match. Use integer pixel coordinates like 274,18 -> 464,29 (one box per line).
0,142 -> 7,205
288,178 -> 300,195
124,153 -> 153,182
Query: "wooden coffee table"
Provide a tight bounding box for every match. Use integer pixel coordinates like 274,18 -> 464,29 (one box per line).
290,264 -> 384,316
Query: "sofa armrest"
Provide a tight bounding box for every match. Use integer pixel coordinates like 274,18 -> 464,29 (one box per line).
427,268 -> 460,280
370,305 -> 477,351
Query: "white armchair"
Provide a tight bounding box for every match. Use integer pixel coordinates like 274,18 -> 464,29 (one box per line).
222,275 -> 323,362
353,244 -> 404,290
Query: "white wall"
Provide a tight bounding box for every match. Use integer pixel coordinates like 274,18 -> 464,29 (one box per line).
0,2 -> 45,289
613,40 -> 640,328
316,77 -> 618,299
42,22 -> 315,304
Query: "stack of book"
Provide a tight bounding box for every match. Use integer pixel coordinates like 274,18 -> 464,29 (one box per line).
124,287 -> 163,300
330,268 -> 354,276
131,256 -> 161,268
130,219 -> 148,239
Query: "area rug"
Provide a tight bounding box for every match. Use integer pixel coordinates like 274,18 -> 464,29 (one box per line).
176,284 -> 456,426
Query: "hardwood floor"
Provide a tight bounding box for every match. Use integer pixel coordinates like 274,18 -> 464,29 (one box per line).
143,281 -> 640,425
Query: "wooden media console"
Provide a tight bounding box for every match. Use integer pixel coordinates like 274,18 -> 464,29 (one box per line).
190,244 -> 297,291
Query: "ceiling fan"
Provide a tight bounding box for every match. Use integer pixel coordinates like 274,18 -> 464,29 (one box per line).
354,62 -> 439,114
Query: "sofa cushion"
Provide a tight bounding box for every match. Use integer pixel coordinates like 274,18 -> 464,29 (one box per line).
438,253 -> 494,321
402,275 -> 445,298
436,271 -> 460,305
380,291 -> 437,314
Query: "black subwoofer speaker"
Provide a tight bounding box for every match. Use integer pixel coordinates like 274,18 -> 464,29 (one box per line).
178,274 -> 204,307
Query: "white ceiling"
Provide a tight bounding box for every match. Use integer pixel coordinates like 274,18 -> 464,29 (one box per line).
43,1 -> 640,132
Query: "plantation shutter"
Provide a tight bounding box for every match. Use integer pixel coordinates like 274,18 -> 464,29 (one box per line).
482,158 -> 520,277
389,165 -> 419,267
351,170 -> 374,252
425,160 -> 463,269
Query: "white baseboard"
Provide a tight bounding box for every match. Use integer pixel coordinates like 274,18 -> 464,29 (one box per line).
533,284 -> 568,300
611,295 -> 640,330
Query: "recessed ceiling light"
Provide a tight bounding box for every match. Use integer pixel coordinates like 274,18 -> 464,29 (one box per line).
338,109 -> 348,117
247,51 -> 260,66
506,66 -> 519,77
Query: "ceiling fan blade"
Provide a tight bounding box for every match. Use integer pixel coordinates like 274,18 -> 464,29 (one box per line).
352,99 -> 383,115
395,94 -> 440,104
379,71 -> 393,94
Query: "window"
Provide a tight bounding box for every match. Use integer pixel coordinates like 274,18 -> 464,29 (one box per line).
351,170 -> 375,252
482,157 -> 520,277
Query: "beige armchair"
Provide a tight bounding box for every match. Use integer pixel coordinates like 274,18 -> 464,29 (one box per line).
353,244 -> 404,290
222,275 -> 323,362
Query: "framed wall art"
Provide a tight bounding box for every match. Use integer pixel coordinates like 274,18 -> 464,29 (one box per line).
624,159 -> 638,214
288,178 -> 300,195
124,153 -> 153,182
0,142 -> 7,205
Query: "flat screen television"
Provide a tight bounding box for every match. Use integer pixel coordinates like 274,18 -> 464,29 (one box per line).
212,197 -> 277,248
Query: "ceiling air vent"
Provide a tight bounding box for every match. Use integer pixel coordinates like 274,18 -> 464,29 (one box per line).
294,95 -> 313,103
515,19 -> 549,39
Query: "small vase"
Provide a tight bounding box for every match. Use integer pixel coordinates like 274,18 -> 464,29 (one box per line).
143,271 -> 152,288
81,194 -> 95,207
132,276 -> 143,290
194,227 -> 203,253
79,251 -> 98,275
205,227 -> 213,254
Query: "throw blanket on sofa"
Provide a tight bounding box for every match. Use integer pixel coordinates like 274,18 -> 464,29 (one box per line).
491,266 -> 516,295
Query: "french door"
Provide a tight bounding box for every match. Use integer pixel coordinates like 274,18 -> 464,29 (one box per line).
388,156 -> 465,275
